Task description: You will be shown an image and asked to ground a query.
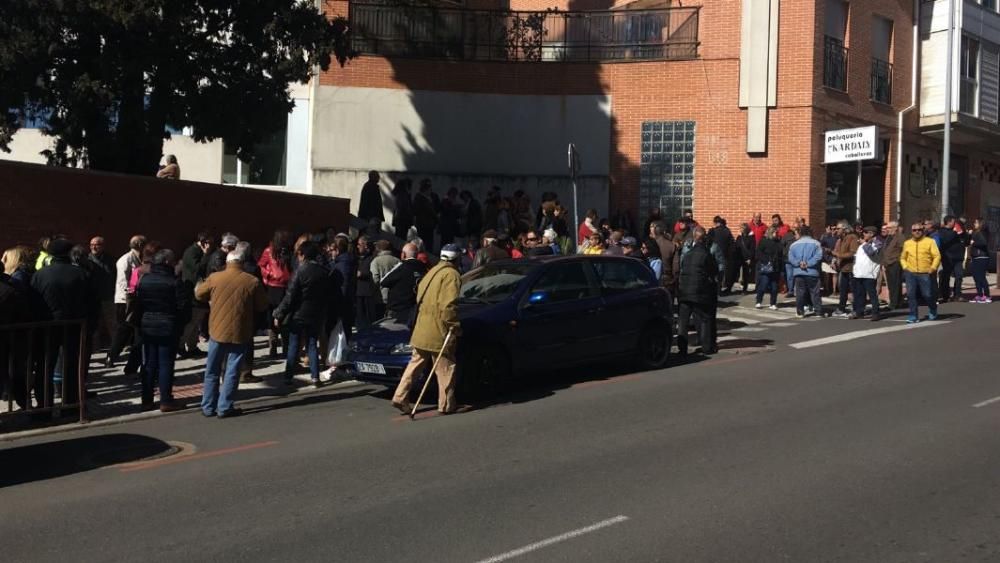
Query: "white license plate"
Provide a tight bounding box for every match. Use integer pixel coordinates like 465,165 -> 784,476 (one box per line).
355,362 -> 387,375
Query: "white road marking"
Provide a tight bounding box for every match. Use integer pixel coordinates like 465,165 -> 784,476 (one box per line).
972,396 -> 1000,408
736,309 -> 794,320
719,316 -> 764,325
789,321 -> 951,349
474,515 -> 630,563
732,327 -> 767,332
761,322 -> 797,327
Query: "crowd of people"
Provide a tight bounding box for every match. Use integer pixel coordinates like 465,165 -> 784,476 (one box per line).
0,175 -> 992,418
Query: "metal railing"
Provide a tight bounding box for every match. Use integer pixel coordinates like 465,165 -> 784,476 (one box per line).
870,57 -> 892,104
824,35 -> 848,91
349,2 -> 700,62
1,319 -> 89,428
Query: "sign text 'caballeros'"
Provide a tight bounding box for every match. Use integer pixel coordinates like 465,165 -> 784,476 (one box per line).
824,126 -> 879,164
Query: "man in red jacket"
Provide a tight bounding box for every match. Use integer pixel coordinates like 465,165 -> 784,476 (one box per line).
749,213 -> 768,244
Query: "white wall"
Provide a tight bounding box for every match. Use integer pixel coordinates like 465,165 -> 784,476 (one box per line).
311,85 -> 613,223
161,135 -> 224,183
0,129 -> 52,165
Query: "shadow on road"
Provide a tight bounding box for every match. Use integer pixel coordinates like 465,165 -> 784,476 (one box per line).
241,388 -> 375,417
0,433 -> 173,488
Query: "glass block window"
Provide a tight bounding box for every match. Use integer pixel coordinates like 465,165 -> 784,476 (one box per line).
640,120 -> 695,223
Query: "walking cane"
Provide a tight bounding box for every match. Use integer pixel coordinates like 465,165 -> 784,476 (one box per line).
410,328 -> 454,420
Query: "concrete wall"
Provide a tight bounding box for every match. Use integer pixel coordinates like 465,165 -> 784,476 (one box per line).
0,129 -> 52,165
0,160 -> 349,257
161,135 -> 224,184
311,85 -> 612,223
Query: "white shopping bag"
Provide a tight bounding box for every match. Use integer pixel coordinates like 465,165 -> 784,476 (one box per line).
326,320 -> 348,366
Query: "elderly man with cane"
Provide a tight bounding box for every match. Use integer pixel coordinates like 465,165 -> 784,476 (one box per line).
392,244 -> 464,416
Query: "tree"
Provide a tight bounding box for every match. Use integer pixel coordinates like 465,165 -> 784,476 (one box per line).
0,0 -> 353,175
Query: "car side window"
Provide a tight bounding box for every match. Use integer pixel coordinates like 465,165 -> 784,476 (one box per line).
592,260 -> 653,295
529,263 -> 595,304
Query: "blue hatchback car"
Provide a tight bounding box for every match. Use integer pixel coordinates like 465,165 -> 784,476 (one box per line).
345,255 -> 673,398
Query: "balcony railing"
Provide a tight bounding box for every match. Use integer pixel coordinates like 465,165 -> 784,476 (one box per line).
870,57 -> 892,104
824,35 -> 848,91
349,1 -> 700,62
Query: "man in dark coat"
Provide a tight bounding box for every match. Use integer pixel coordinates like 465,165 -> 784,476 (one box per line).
86,236 -> 116,350
30,238 -> 98,404
472,230 -> 509,269
413,179 -> 439,253
392,179 -> 414,241
0,272 -> 31,408
380,242 -> 428,324
359,170 -> 385,226
179,231 -> 212,358
328,237 -> 357,339
134,249 -> 190,411
275,241 -> 333,386
676,227 -> 719,357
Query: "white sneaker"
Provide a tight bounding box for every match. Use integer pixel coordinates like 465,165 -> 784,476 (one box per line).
769,305 -> 778,311
755,303 -> 763,309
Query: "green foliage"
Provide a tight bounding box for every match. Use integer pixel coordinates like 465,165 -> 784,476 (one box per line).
0,0 -> 354,175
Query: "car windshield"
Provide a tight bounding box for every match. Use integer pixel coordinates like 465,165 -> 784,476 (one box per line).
460,263 -> 536,304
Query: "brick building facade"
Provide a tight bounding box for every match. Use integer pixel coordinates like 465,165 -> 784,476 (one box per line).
318,0 -> 931,231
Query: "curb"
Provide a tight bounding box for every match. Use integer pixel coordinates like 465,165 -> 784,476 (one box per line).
0,379 -> 372,443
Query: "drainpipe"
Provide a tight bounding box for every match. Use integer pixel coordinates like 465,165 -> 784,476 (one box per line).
942,0 -> 956,219
895,0 -> 920,221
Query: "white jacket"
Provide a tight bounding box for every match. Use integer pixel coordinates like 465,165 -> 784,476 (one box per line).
114,251 -> 141,304
853,243 -> 881,280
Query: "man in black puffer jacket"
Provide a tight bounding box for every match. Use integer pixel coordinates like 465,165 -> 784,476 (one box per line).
274,241 -> 334,386
31,238 -> 98,405
676,227 -> 719,357
135,249 -> 191,412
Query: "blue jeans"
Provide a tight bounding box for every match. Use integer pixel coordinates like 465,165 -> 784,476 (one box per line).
201,340 -> 247,415
784,263 -> 796,295
142,339 -> 176,405
286,328 -> 319,381
755,271 -> 779,305
905,272 -> 937,320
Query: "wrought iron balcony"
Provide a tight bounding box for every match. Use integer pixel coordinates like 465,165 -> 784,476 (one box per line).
824,35 -> 848,91
870,57 -> 892,104
349,1 -> 700,63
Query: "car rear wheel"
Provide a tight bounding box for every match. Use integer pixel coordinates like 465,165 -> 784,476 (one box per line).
636,321 -> 671,370
458,346 -> 511,402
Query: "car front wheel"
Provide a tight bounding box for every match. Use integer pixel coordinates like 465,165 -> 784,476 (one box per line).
458,346 -> 511,402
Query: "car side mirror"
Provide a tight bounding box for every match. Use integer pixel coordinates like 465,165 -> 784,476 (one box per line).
525,291 -> 549,308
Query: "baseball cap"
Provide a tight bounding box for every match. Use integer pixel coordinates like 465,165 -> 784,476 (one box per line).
621,236 -> 638,247
440,243 -> 462,262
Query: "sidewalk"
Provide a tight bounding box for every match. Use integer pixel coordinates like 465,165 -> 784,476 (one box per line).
0,336 -> 366,439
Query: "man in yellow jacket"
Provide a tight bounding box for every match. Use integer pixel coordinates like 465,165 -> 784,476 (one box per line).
901,222 -> 942,323
392,244 -> 463,415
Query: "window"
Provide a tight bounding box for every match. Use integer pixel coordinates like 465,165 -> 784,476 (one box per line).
961,36 -> 980,115
529,263 -> 595,304
823,0 -> 849,91
461,263 -> 537,304
591,259 -> 653,295
639,120 -> 695,222
222,128 -> 287,186
982,0 -> 997,13
871,17 -> 893,103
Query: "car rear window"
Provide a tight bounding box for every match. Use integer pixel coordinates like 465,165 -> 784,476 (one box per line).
460,263 -> 537,304
591,259 -> 654,295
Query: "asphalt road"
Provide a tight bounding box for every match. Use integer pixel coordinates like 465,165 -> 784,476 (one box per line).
2,299 -> 999,562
